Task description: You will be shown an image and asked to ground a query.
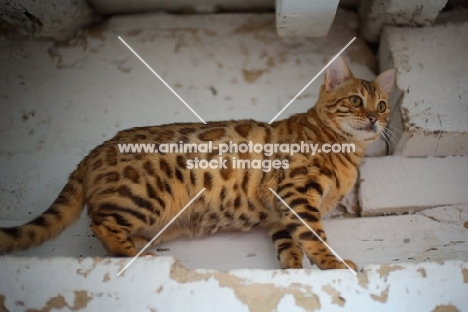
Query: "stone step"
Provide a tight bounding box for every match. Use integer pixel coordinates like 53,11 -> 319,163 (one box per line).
379,22 -> 468,156
359,156 -> 468,216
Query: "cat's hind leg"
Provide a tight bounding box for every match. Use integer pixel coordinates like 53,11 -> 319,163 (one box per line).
129,225 -> 188,250
90,219 -> 154,257
269,225 -> 303,269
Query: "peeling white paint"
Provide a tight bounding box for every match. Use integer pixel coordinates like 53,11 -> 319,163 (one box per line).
0,257 -> 467,311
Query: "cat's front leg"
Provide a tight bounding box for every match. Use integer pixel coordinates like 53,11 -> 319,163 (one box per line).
274,186 -> 357,271
269,225 -> 304,269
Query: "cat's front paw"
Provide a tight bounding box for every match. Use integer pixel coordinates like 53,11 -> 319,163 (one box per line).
280,260 -> 303,269
315,258 -> 358,271
341,259 -> 358,271
140,251 -> 157,257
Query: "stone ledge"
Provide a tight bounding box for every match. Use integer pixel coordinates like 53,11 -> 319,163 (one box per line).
0,257 -> 466,311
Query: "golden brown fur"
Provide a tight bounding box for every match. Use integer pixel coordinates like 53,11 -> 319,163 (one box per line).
0,57 -> 396,270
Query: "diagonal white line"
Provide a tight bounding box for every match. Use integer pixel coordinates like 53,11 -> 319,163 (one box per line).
118,36 -> 207,124
117,188 -> 206,276
268,37 -> 356,124
269,188 -> 357,275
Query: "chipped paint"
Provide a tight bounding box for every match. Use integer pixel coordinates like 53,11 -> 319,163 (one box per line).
370,286 -> 389,303
463,268 -> 468,283
242,69 -> 264,83
376,264 -> 404,280
322,284 -> 345,307
102,272 -> 110,283
357,272 -> 369,288
170,260 -> 320,311
27,291 -> 92,312
417,268 -> 427,278
0,257 -> 467,311
432,305 -> 459,312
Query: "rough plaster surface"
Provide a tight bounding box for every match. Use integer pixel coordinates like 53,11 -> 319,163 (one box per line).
379,23 -> 468,156
0,257 -> 466,311
359,0 -> 449,42
359,156 -> 468,215
276,0 -> 340,37
0,0 -> 97,41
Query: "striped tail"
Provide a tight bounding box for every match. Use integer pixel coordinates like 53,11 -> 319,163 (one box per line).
0,167 -> 86,253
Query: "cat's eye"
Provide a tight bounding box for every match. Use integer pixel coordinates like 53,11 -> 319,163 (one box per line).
377,101 -> 386,113
349,96 -> 362,107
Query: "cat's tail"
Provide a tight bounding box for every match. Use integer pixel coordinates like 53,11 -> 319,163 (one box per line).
0,162 -> 87,253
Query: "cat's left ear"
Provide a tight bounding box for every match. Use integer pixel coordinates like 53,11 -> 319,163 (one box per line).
374,68 -> 397,95
325,56 -> 354,92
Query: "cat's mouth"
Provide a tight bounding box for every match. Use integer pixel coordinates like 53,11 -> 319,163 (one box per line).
354,123 -> 377,133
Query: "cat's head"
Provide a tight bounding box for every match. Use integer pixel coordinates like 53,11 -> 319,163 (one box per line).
314,56 -> 397,143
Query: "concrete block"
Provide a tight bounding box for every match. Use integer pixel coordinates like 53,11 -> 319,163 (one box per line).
379,23 -> 468,156
276,0 -> 339,37
359,0 -> 448,43
359,156 -> 468,216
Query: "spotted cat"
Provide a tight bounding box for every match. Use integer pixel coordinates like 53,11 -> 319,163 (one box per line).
0,57 -> 396,270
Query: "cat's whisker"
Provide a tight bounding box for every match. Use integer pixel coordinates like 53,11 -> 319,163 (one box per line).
381,127 -> 398,154
387,124 -> 402,136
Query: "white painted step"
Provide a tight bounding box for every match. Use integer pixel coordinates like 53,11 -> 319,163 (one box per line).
379,23 -> 468,156
359,156 -> 468,216
1,257 -> 467,312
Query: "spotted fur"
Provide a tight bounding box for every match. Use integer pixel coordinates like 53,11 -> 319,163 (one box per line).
0,57 -> 396,270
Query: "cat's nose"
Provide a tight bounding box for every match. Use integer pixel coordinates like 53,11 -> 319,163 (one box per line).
367,113 -> 378,124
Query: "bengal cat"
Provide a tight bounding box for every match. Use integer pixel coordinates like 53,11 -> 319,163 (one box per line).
0,57 -> 396,270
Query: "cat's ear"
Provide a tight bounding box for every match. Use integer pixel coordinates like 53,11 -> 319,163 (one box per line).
374,68 -> 397,95
325,56 -> 354,91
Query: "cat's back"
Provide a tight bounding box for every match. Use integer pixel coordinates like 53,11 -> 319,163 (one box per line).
82,119 -> 280,224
